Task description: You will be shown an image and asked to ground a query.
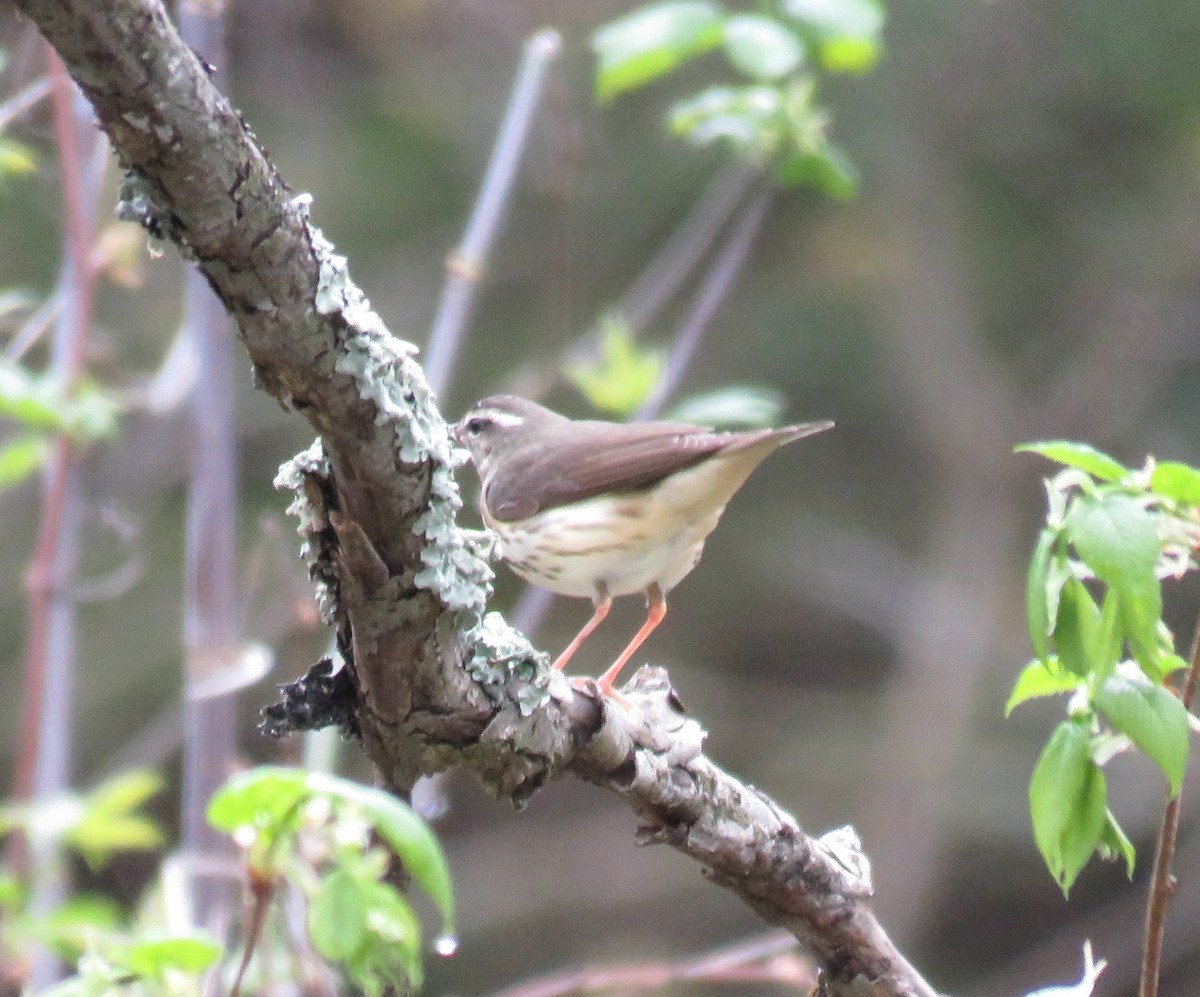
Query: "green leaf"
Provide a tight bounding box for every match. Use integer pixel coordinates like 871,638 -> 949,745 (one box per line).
567,321 -> 662,418
207,766 -> 311,844
63,772 -> 165,867
1064,493 -> 1162,657
0,872 -> 25,909
1029,718 -> 1108,894
1066,493 -> 1160,579
0,137 -> 37,177
1053,578 -> 1104,678
820,34 -> 880,73
1157,652 -> 1190,677
1097,809 -> 1136,878
722,15 -> 805,80
63,381 -> 120,442
1150,461 -> 1200,505
0,360 -> 67,432
1026,527 -> 1058,661
667,386 -> 784,428
593,0 -> 726,101
124,936 -> 222,978
1094,589 -> 1123,685
0,434 -> 48,488
67,815 -> 164,869
1005,658 -> 1081,716
35,895 -> 125,957
360,881 -> 424,988
776,143 -> 858,197
310,869 -> 368,962
309,774 -> 456,941
779,0 -> 884,72
84,771 -> 163,817
0,362 -> 118,444
1016,441 -> 1128,482
1094,675 -> 1189,796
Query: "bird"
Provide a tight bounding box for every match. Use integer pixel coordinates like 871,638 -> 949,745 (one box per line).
452,394 -> 833,699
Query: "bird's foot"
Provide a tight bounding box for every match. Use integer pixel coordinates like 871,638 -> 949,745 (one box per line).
570,674 -> 634,710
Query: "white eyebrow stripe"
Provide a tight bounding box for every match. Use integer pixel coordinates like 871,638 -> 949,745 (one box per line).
476,409 -> 525,428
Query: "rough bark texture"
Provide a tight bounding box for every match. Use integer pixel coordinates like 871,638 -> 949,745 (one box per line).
10,1 -> 942,993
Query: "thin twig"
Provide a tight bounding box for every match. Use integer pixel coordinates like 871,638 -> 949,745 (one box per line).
620,162 -> 762,336
637,186 -> 773,420
177,0 -> 242,937
1139,604 -> 1200,997
486,930 -> 809,997
504,162 -> 760,402
4,288 -> 61,360
512,582 -> 555,636
13,47 -> 102,993
424,29 -> 562,401
0,75 -> 52,131
13,50 -> 97,810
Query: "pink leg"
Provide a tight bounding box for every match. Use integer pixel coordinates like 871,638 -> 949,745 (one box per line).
595,583 -> 666,694
553,586 -> 612,673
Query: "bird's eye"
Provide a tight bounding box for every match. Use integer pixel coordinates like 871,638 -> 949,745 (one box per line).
465,416 -> 489,435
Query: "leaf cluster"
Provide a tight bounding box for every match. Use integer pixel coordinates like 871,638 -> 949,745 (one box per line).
0,357 -> 120,489
592,0 -> 885,196
207,767 -> 456,996
1013,442 -> 1200,893
0,773 -> 171,983
4,767 -> 454,996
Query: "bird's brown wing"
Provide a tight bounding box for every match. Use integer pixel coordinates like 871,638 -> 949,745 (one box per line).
484,421 -> 735,522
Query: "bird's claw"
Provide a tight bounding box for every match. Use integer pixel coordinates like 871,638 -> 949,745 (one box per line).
570,674 -> 635,710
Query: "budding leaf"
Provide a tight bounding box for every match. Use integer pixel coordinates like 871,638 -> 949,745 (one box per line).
1097,809 -> 1136,879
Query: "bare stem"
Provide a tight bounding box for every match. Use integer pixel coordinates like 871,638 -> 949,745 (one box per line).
176,0 -> 242,934
506,162 -> 760,402
11,46 -> 101,993
0,75 -> 52,131
424,29 -> 562,401
637,185 -> 772,420
621,162 -> 762,336
1139,603 -> 1200,997
12,49 -> 97,809
485,929 -> 809,997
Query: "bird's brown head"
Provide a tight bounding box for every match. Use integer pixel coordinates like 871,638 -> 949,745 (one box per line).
452,394 -> 568,480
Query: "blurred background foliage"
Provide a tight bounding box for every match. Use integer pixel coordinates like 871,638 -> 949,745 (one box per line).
3,0 -> 1200,993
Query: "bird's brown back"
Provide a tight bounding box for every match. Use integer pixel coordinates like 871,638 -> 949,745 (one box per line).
483,421 -> 830,522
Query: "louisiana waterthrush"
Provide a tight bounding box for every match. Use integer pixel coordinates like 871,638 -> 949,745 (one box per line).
453,395 -> 833,697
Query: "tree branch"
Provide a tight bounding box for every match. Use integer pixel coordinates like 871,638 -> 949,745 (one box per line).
11,1 -> 942,993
